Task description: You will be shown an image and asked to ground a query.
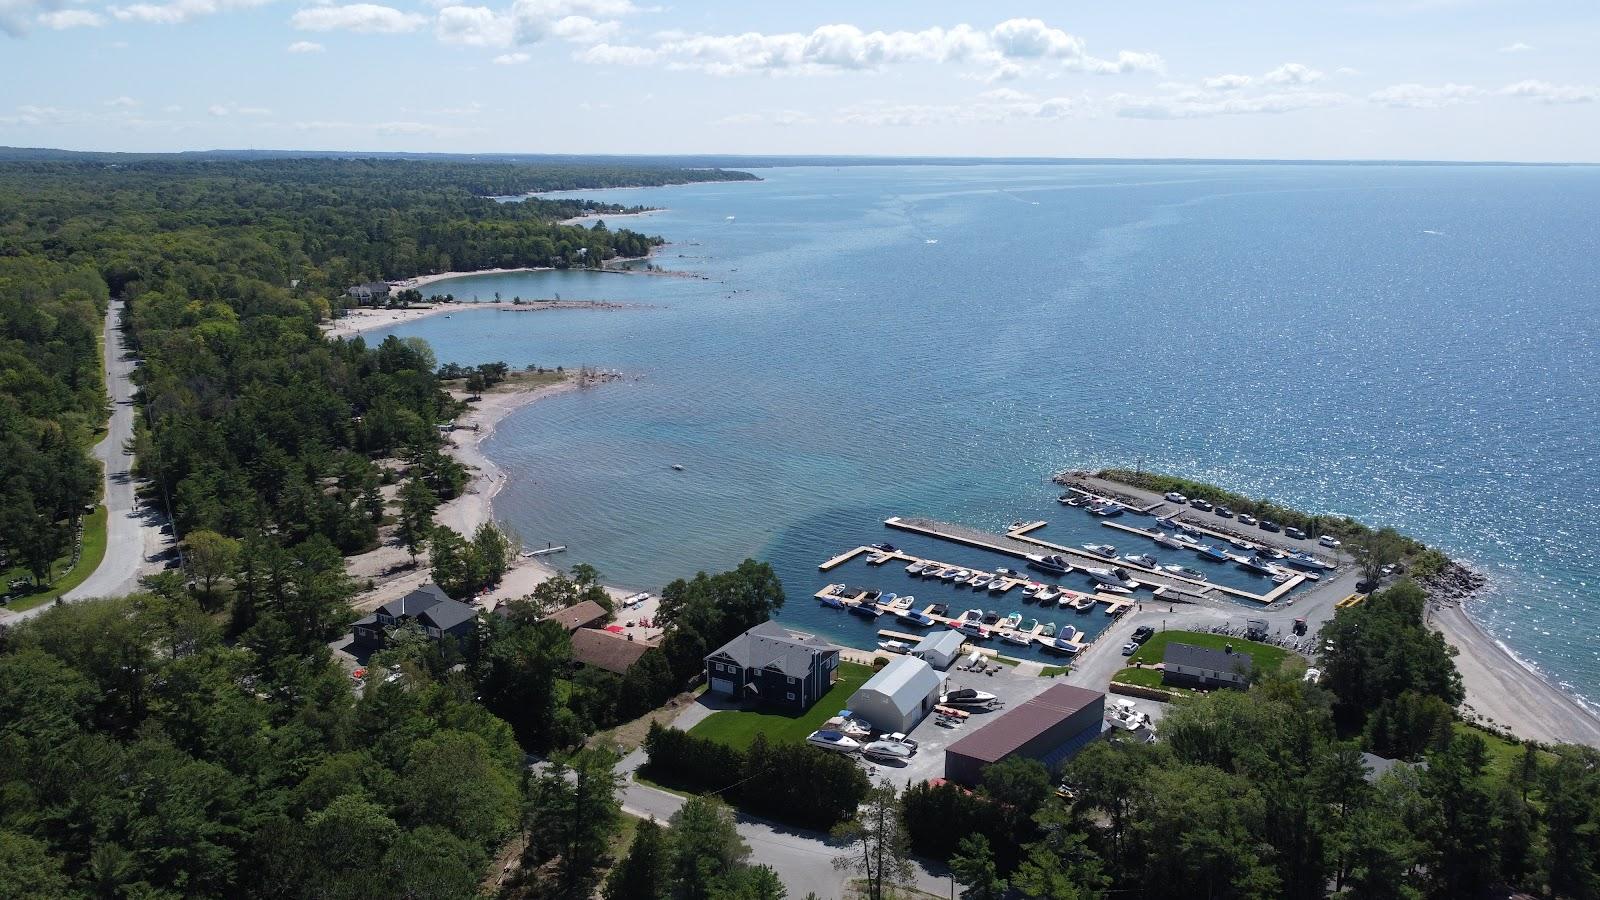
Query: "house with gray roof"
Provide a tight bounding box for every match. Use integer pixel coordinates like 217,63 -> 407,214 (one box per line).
1161,642 -> 1253,689
352,582 -> 477,650
704,620 -> 839,712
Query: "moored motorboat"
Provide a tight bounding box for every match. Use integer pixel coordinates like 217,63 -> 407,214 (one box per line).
848,601 -> 882,618
1085,566 -> 1139,590
956,622 -> 991,639
1002,612 -> 1022,629
1027,553 -> 1072,576
1122,553 -> 1159,569
1040,622 -> 1057,637
1197,544 -> 1230,562
1022,582 -> 1042,599
970,572 -> 993,588
1163,564 -> 1207,581
1041,637 -> 1079,655
1156,515 -> 1179,530
898,610 -> 936,628
1237,555 -> 1278,576
940,567 -> 963,582
1082,543 -> 1117,558
980,610 -> 1001,625
1090,502 -> 1124,518
818,594 -> 845,609
1000,630 -> 1031,646
904,561 -> 923,574
878,640 -> 911,653
1036,587 -> 1059,604
1154,532 -> 1185,550
1072,595 -> 1096,612
888,594 -> 914,611
927,603 -> 950,617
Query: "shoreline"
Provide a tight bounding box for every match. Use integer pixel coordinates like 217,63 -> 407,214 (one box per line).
1085,468 -> 1600,748
321,299 -> 637,340
1432,593 -> 1600,747
559,209 -> 663,227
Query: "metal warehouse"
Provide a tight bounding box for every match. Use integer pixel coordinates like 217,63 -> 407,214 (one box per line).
943,683 -> 1106,785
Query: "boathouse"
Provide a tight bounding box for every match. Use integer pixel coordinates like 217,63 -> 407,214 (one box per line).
909,629 -> 966,670
944,684 -> 1105,785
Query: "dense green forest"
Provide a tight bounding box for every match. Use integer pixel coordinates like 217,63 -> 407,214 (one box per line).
0,157 -> 767,899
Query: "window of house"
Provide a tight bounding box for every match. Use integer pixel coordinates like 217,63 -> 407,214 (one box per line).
786,692 -> 795,700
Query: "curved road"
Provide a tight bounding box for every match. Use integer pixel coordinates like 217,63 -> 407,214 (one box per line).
4,301 -> 161,625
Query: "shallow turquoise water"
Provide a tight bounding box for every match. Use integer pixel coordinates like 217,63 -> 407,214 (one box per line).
373,165 -> 1600,690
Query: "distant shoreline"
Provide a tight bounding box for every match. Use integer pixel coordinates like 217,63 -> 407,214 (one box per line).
321,298 -> 637,340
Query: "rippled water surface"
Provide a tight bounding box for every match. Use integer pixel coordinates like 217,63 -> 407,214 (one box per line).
373,165 -> 1600,686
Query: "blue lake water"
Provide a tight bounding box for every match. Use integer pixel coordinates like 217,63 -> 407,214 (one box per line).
371,165 -> 1600,689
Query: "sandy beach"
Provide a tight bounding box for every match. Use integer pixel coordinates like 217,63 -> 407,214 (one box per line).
1433,599 -> 1600,747
560,209 -> 662,227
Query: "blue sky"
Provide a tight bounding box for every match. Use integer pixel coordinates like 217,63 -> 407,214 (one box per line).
2,0 -> 1597,160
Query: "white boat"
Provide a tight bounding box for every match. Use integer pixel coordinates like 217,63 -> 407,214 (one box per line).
1000,630 -> 1031,646
1072,595 -> 1096,612
1153,532 -> 1185,550
941,568 -> 965,582
877,640 -> 911,653
805,730 -> 861,753
1107,699 -> 1152,731
904,561 -> 923,575
1002,612 -> 1022,629
889,594 -> 914,611
1036,587 -> 1059,604
1085,566 -> 1140,590
940,688 -> 999,707
1122,553 -> 1159,569
956,622 -> 991,640
960,608 -> 984,622
1082,543 -> 1118,558
1022,583 -> 1042,598
970,572 -> 993,588
1162,564 -> 1207,580
861,740 -> 914,761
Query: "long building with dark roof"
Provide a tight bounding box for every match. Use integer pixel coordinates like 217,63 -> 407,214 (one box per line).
943,683 -> 1105,785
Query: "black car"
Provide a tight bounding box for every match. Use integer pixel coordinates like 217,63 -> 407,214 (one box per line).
1131,626 -> 1155,643
1284,526 -> 1307,540
1189,498 -> 1214,511
1259,519 -> 1281,532
1215,506 -> 1234,518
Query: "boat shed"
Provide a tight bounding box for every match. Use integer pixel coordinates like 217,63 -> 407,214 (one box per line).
909,630 -> 966,670
943,684 -> 1105,786
847,656 -> 943,734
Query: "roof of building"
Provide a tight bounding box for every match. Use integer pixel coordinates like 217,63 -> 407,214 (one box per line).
1163,642 -> 1254,674
850,656 -> 942,717
912,629 -> 966,655
356,582 -> 476,634
707,620 -> 837,678
946,684 -> 1104,764
542,600 -> 610,632
1360,752 -> 1426,782
571,628 -> 652,674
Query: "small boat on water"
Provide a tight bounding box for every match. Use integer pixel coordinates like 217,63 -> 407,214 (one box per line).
1177,522 -> 1202,537
1082,543 -> 1118,558
1021,582 -> 1042,599
888,594 -> 915,611
1174,533 -> 1202,549
987,579 -> 1009,595
1163,564 -> 1207,581
1229,537 -> 1257,551
1272,572 -> 1292,584
819,594 -> 845,609
1057,493 -> 1079,505
1002,612 -> 1022,629
980,610 -> 1001,626
1018,617 -> 1038,633
1122,553 -> 1159,569
970,572 -> 993,589
1000,630 -> 1031,646
1156,515 -> 1179,530
1072,594 -> 1096,613
1154,532 -> 1186,550
1283,551 -> 1332,570
941,568 -> 965,582
904,561 -> 923,575
1036,587 -> 1059,604
959,608 -> 983,622
898,610 -> 936,628
1085,566 -> 1139,590
1040,622 -> 1057,637
927,603 -> 950,617
848,601 -> 883,618
1237,555 -> 1278,576
1027,553 -> 1072,576
1095,584 -> 1134,596
1090,503 -> 1124,518
1197,544 -> 1231,562
956,622 -> 991,640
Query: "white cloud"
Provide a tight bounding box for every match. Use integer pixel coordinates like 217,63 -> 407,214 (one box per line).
575,19 -> 1160,78
208,101 -> 273,116
1368,82 -> 1483,108
0,104 -> 82,126
38,8 -> 105,28
549,14 -> 615,43
111,0 -> 271,26
1203,73 -> 1253,90
291,3 -> 425,33
1263,62 -> 1323,85
287,39 -> 324,52
716,108 -> 816,126
1498,41 -> 1533,53
104,95 -> 139,107
492,50 -> 527,63
1499,79 -> 1598,104
435,4 -> 503,45
1112,89 -> 1352,119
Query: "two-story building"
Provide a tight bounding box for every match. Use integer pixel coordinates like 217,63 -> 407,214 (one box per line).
352,582 -> 477,650
704,621 -> 839,713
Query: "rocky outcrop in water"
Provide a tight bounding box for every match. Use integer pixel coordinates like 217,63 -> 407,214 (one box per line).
1418,559 -> 1488,608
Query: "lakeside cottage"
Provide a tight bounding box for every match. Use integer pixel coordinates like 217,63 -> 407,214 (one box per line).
1161,642 -> 1253,689
346,281 -> 391,305
704,621 -> 839,713
352,582 -> 476,650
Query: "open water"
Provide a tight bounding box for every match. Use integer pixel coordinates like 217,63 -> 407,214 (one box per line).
372,164 -> 1600,688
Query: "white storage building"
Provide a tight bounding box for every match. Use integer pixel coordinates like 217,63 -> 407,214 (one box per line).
909,629 -> 966,670
847,656 -> 943,734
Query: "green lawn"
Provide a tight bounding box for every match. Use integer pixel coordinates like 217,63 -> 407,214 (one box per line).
688,662 -> 875,750
1454,722 -> 1547,780
2,505 -> 109,613
1126,629 -> 1293,673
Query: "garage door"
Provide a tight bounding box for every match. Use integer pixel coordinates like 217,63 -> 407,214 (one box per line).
710,677 -> 735,695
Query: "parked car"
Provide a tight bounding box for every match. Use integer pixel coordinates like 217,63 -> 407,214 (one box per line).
1164,492 -> 1187,503
1215,505 -> 1234,518
1284,526 -> 1307,540
1132,625 -> 1155,643
1237,513 -> 1258,526
1121,642 -> 1138,656
1189,498 -> 1214,511
1318,535 -> 1342,548
1259,519 -> 1281,532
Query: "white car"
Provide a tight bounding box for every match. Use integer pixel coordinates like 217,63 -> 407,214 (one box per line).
1121,642 -> 1138,656
1318,535 -> 1342,548
1303,667 -> 1322,683
1164,492 -> 1187,503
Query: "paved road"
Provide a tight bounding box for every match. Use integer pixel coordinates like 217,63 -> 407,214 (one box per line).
5,301 -> 161,624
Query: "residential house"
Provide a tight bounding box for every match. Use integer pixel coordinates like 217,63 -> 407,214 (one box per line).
1161,642 -> 1253,689
346,282 -> 391,305
704,621 -> 839,712
352,582 -> 477,650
